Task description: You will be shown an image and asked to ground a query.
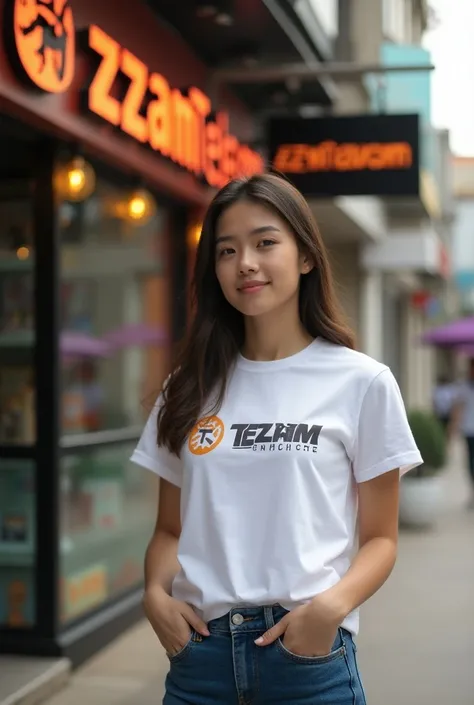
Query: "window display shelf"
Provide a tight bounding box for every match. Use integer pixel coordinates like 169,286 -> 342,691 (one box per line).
60,426 -> 142,448
61,512 -> 152,557
0,546 -> 34,568
0,330 -> 34,348
0,259 -> 34,273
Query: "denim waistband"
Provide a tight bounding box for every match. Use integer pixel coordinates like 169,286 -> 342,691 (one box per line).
208,605 -> 288,634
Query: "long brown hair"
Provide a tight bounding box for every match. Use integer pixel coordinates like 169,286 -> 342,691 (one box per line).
158,173 -> 355,455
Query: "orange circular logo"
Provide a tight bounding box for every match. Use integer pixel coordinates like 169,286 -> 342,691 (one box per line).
13,0 -> 75,93
188,415 -> 225,456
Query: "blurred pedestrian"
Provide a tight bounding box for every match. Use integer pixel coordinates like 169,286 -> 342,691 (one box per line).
449,359 -> 474,510
432,374 -> 456,435
132,173 -> 422,704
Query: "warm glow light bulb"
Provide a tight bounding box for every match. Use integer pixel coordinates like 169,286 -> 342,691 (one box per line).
128,196 -> 147,219
193,225 -> 202,245
68,168 -> 86,193
54,156 -> 96,202
188,222 -> 202,247
122,189 -> 156,225
16,246 -> 30,260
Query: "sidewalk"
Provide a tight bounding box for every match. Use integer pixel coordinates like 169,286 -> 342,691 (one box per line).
357,442 -> 474,705
42,443 -> 474,705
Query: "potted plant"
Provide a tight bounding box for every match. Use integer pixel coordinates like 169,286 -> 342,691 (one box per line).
399,410 -> 447,528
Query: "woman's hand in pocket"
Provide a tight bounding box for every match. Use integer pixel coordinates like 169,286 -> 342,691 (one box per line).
280,603 -> 339,657
255,593 -> 342,657
143,587 -> 210,655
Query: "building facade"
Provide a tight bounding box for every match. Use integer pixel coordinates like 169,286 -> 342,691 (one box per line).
278,0 -> 454,410
452,157 -> 474,313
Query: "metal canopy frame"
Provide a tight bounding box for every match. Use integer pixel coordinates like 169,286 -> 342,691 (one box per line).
210,61 -> 436,86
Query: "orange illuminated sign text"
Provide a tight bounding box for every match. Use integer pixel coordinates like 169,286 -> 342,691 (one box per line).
7,5 -> 263,187
86,25 -> 263,188
274,140 -> 413,174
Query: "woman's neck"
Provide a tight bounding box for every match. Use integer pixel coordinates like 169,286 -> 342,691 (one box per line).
242,306 -> 313,362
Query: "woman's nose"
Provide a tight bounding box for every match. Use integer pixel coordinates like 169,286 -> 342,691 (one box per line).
238,250 -> 259,274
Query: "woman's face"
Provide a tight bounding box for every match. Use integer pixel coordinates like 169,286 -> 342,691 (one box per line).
215,199 -> 311,318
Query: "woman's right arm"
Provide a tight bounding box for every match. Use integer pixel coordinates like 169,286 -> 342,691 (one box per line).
144,478 -> 181,599
142,479 -> 210,651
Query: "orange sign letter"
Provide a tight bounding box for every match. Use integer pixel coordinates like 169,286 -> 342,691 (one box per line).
171,90 -> 201,173
121,49 -> 149,143
148,72 -> 172,156
88,25 -> 121,127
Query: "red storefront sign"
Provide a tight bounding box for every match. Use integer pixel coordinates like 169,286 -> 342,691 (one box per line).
6,0 -> 263,189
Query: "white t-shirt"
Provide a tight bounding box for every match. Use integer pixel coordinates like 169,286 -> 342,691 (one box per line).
131,338 -> 422,635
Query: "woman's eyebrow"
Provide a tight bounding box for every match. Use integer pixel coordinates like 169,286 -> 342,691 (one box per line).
215,234 -> 235,245
216,225 -> 280,244
250,225 -> 281,235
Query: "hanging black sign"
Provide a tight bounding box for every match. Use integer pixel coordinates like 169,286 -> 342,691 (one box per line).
268,113 -> 420,197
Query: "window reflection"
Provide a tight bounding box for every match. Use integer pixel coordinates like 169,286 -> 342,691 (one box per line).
0,191 -> 36,445
59,177 -> 170,437
59,443 -> 157,623
0,459 -> 36,627
58,172 -> 170,622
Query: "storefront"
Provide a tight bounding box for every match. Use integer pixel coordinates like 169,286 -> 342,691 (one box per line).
0,0 -> 262,663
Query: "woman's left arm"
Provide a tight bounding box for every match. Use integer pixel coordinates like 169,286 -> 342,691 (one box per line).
255,471 -> 401,649
318,468 -> 400,622
255,369 -> 421,652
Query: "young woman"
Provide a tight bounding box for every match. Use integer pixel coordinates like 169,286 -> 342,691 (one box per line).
131,173 -> 422,704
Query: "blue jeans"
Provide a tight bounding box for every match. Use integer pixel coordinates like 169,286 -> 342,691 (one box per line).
163,604 -> 367,704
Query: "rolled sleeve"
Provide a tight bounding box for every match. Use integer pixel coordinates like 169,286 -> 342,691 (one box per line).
352,369 -> 423,483
130,395 -> 183,488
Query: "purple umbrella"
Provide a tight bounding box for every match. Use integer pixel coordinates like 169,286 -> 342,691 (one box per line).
422,317 -> 474,347
60,331 -> 112,358
103,323 -> 167,349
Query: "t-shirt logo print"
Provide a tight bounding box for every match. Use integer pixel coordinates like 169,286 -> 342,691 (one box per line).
188,416 -> 225,455
231,422 -> 323,453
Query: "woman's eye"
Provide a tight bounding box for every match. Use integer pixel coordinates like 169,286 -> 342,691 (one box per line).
258,239 -> 276,248
217,248 -> 235,257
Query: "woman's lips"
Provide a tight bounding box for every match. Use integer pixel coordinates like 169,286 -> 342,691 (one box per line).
238,282 -> 269,294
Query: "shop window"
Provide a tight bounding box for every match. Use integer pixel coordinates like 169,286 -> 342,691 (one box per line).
59,442 -> 157,623
0,190 -> 35,445
59,177 -> 171,438
57,168 -> 172,622
0,459 -> 36,628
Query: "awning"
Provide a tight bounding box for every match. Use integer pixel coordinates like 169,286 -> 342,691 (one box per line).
362,225 -> 449,277
310,196 -> 387,244
422,317 -> 474,346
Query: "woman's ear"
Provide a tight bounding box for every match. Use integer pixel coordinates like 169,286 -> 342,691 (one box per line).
300,255 -> 314,274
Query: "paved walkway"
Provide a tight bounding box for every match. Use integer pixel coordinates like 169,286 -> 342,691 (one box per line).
44,443 -> 474,705
357,442 -> 474,705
